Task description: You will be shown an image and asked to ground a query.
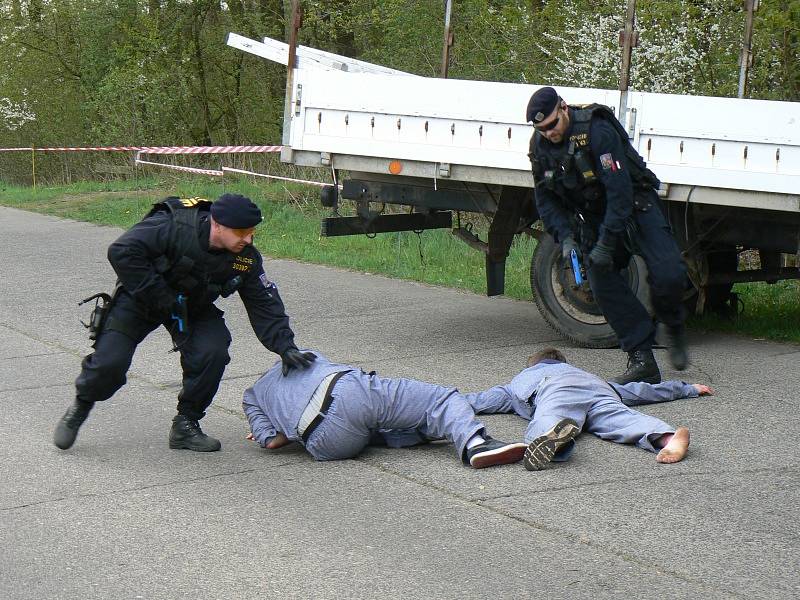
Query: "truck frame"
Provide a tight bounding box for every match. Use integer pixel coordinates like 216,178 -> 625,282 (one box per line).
228,32 -> 800,348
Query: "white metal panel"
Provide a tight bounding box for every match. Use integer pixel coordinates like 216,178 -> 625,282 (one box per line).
289,68 -> 617,171
633,92 -> 798,144
295,68 -> 616,123
226,33 -> 411,75
629,92 -> 800,194
228,32 -> 799,206
288,67 -> 798,197
665,184 -> 800,213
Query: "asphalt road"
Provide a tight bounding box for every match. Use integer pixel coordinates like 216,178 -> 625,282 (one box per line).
1,206 -> 798,599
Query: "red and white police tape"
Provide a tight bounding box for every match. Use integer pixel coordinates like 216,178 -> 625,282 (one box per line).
0,144 -> 282,154
134,154 -> 340,189
1,143 -> 337,189
222,166 -> 336,188
134,158 -> 223,177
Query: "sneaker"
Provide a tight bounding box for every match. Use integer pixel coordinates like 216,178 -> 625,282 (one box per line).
169,415 -> 221,452
467,436 -> 527,469
610,349 -> 661,385
523,418 -> 580,471
53,400 -> 94,450
665,325 -> 689,371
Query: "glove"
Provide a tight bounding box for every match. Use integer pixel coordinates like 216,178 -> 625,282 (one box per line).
281,347 -> 317,376
561,236 -> 580,263
210,275 -> 243,298
151,289 -> 179,321
588,237 -> 616,271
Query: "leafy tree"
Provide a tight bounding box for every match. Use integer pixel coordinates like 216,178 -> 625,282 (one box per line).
0,0 -> 798,184
749,0 -> 800,100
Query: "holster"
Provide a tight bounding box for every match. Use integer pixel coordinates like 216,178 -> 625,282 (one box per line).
79,292 -> 114,341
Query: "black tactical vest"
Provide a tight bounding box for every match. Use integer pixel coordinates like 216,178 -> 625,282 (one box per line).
528,104 -> 660,216
144,196 -> 212,293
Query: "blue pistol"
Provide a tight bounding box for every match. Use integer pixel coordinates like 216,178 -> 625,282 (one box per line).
171,294 -> 187,333
570,249 -> 584,285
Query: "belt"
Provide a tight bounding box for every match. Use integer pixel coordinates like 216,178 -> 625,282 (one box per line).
297,370 -> 351,443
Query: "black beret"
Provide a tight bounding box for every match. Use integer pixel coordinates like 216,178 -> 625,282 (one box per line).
526,87 -> 560,123
211,193 -> 262,228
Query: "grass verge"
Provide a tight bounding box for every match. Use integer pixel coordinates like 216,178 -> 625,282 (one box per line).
0,177 -> 535,300
2,177 -> 799,343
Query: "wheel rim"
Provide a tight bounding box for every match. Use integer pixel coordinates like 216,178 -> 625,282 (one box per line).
549,256 -> 641,325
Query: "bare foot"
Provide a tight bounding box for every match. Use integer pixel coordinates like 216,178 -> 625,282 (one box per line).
656,427 -> 690,464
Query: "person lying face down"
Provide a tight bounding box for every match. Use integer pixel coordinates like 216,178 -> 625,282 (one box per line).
462,348 -> 711,471
243,351 -> 528,469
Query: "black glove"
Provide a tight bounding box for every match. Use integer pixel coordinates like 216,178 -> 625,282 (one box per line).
151,288 -> 179,321
588,237 -> 616,271
210,275 -> 243,298
561,236 -> 580,262
281,347 -> 317,376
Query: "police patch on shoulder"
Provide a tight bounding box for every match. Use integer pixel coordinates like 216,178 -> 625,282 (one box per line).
599,153 -> 616,171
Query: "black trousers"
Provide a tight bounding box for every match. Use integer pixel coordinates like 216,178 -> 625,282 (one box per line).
585,197 -> 687,353
75,291 -> 232,421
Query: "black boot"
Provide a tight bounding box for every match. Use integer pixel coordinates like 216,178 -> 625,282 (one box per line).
665,325 -> 689,371
169,415 -> 221,452
611,349 -> 661,385
53,399 -> 94,450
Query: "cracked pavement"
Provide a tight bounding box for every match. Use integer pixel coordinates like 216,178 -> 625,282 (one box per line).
1,206 -> 798,599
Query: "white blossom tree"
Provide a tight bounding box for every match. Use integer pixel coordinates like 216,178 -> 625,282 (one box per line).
529,0 -> 741,96
0,96 -> 36,130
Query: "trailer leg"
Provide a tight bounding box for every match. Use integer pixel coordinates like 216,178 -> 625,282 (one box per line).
486,256 -> 506,297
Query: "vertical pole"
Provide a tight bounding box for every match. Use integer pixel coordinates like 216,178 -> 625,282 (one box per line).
440,0 -> 453,78
618,0 -> 637,121
282,0 -> 303,149
738,0 -> 757,98
31,146 -> 36,191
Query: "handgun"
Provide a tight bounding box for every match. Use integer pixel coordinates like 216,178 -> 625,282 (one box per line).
171,294 -> 188,334
570,249 -> 585,285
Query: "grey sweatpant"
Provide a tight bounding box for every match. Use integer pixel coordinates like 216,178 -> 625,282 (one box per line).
305,370 -> 484,462
528,389 -> 674,457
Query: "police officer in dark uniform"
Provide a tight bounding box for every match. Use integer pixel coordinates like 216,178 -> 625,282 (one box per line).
54,193 -> 316,452
526,87 -> 688,384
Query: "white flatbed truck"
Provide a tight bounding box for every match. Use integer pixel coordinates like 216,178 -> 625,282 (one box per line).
228,31 -> 800,348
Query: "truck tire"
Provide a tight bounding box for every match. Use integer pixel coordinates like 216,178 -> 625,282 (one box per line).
530,235 -> 651,349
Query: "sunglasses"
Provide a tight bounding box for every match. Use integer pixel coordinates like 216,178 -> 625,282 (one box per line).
534,107 -> 562,132
230,227 -> 256,238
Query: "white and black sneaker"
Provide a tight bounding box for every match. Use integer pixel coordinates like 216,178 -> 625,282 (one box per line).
467,436 -> 527,469
523,418 -> 580,471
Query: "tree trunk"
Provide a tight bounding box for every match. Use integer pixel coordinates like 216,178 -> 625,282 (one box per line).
190,4 -> 213,145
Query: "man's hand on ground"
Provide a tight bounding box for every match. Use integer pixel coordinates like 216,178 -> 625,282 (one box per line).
693,384 -> 714,396
246,431 -> 291,449
281,348 -> 317,376
266,432 -> 291,449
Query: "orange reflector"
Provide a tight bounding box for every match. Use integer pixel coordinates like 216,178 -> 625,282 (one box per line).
388,160 -> 403,175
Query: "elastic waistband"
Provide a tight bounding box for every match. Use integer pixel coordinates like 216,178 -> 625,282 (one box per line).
297,370 -> 351,443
